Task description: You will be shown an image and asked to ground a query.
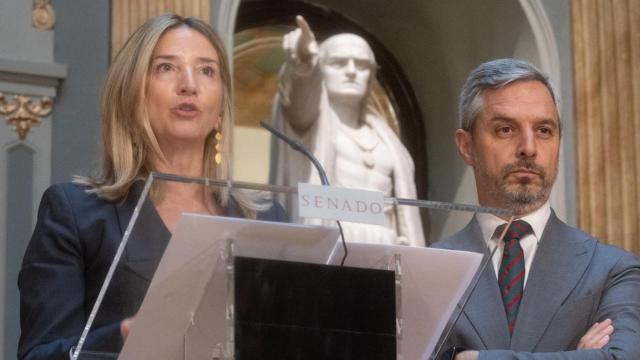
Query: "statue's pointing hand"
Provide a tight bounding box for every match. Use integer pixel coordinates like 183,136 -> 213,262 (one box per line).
283,15 -> 319,76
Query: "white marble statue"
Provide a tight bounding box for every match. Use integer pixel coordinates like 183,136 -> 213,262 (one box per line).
271,16 -> 425,246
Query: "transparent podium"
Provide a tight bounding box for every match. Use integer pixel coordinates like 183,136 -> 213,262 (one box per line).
70,172 -> 511,360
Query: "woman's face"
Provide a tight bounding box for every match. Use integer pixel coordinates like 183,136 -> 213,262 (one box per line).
146,26 -> 223,149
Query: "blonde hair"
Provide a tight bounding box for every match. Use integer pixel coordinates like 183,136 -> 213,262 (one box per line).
76,14 -> 236,206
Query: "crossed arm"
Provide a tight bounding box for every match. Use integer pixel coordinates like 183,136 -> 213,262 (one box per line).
456,252 -> 640,360
456,319 -> 613,359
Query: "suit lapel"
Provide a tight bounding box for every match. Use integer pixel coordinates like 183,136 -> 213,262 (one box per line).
510,212 -> 595,351
455,218 -> 511,349
115,183 -> 171,283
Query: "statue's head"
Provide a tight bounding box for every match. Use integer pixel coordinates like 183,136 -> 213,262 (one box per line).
319,34 -> 377,105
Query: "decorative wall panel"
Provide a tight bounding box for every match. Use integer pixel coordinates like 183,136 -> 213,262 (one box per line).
111,0 -> 210,58
572,0 -> 640,253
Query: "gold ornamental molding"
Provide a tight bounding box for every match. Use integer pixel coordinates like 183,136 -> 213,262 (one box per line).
0,93 -> 53,140
32,0 -> 56,30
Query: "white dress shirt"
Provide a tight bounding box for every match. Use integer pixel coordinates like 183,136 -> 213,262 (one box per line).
476,201 -> 551,287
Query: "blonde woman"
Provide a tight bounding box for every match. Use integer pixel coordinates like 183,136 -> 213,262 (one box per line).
18,14 -> 286,359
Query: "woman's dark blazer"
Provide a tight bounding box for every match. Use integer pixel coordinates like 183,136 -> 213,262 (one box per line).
18,182 -> 288,360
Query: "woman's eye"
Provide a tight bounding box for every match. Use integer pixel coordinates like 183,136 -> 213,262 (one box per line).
155,63 -> 173,72
201,66 -> 215,77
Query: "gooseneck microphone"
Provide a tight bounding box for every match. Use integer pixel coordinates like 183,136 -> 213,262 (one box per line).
260,120 -> 349,266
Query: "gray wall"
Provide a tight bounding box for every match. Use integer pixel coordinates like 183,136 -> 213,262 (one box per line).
51,0 -> 110,183
0,1 -> 109,358
0,1 -> 58,357
0,1 -> 53,63
5,146 -> 34,359
540,0 -> 576,226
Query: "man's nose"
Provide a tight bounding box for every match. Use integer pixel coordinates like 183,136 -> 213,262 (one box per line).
517,129 -> 537,159
178,68 -> 197,95
345,59 -> 357,75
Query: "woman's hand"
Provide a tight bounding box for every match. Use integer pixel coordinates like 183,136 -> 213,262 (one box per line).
455,350 -> 478,360
120,317 -> 136,341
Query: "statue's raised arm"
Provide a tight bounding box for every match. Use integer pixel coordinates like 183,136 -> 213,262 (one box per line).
279,15 -> 322,132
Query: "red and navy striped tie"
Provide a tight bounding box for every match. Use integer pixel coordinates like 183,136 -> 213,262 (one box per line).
496,220 -> 532,334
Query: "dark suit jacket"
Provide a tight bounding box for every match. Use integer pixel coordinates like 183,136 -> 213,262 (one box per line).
432,211 -> 640,359
18,182 -> 288,360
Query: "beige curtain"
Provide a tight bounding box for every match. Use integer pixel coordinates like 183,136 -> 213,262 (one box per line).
572,0 -> 640,254
111,0 -> 210,58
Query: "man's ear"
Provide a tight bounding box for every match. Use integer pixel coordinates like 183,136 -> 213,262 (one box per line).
455,129 -> 475,166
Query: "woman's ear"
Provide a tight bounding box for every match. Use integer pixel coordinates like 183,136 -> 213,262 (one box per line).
455,129 -> 475,166
215,113 -> 222,131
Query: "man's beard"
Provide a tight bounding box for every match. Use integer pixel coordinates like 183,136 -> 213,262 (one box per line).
477,159 -> 556,215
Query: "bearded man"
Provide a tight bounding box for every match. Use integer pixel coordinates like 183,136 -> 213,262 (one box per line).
433,59 -> 640,360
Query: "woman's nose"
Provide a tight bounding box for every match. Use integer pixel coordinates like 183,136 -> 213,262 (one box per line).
178,68 -> 197,95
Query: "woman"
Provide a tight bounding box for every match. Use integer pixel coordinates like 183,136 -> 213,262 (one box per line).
18,14 -> 286,360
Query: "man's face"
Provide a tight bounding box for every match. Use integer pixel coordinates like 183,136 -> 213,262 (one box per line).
455,80 -> 561,215
320,34 -> 374,103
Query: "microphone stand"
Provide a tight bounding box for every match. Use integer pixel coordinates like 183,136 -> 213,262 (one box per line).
260,120 -> 349,266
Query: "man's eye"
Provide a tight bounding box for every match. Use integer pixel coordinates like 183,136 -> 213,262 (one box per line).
329,59 -> 347,67
354,60 -> 370,70
497,127 -> 513,135
538,127 -> 553,136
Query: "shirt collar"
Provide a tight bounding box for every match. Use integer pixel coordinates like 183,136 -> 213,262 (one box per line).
476,201 -> 551,244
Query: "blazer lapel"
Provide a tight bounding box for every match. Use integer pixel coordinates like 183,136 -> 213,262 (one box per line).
115,183 -> 171,283
510,211 -> 595,351
113,184 -> 244,283
455,218 -> 511,349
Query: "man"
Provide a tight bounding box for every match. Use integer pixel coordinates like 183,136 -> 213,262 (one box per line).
270,16 -> 424,246
433,58 -> 640,359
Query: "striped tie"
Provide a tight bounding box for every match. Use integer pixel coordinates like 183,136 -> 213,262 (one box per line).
496,220 -> 532,334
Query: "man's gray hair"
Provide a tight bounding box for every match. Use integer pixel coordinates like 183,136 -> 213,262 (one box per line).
459,58 -> 560,131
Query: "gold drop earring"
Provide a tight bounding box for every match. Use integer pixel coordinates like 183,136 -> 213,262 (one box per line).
214,131 -> 222,165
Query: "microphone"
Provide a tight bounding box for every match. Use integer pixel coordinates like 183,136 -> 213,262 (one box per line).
431,215 -> 515,360
260,120 -> 349,266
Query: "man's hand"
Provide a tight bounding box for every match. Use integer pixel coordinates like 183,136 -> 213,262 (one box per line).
577,318 -> 614,350
282,15 -> 319,75
455,350 -> 479,360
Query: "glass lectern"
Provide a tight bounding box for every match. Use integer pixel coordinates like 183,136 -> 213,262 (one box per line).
70,172 -> 511,360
